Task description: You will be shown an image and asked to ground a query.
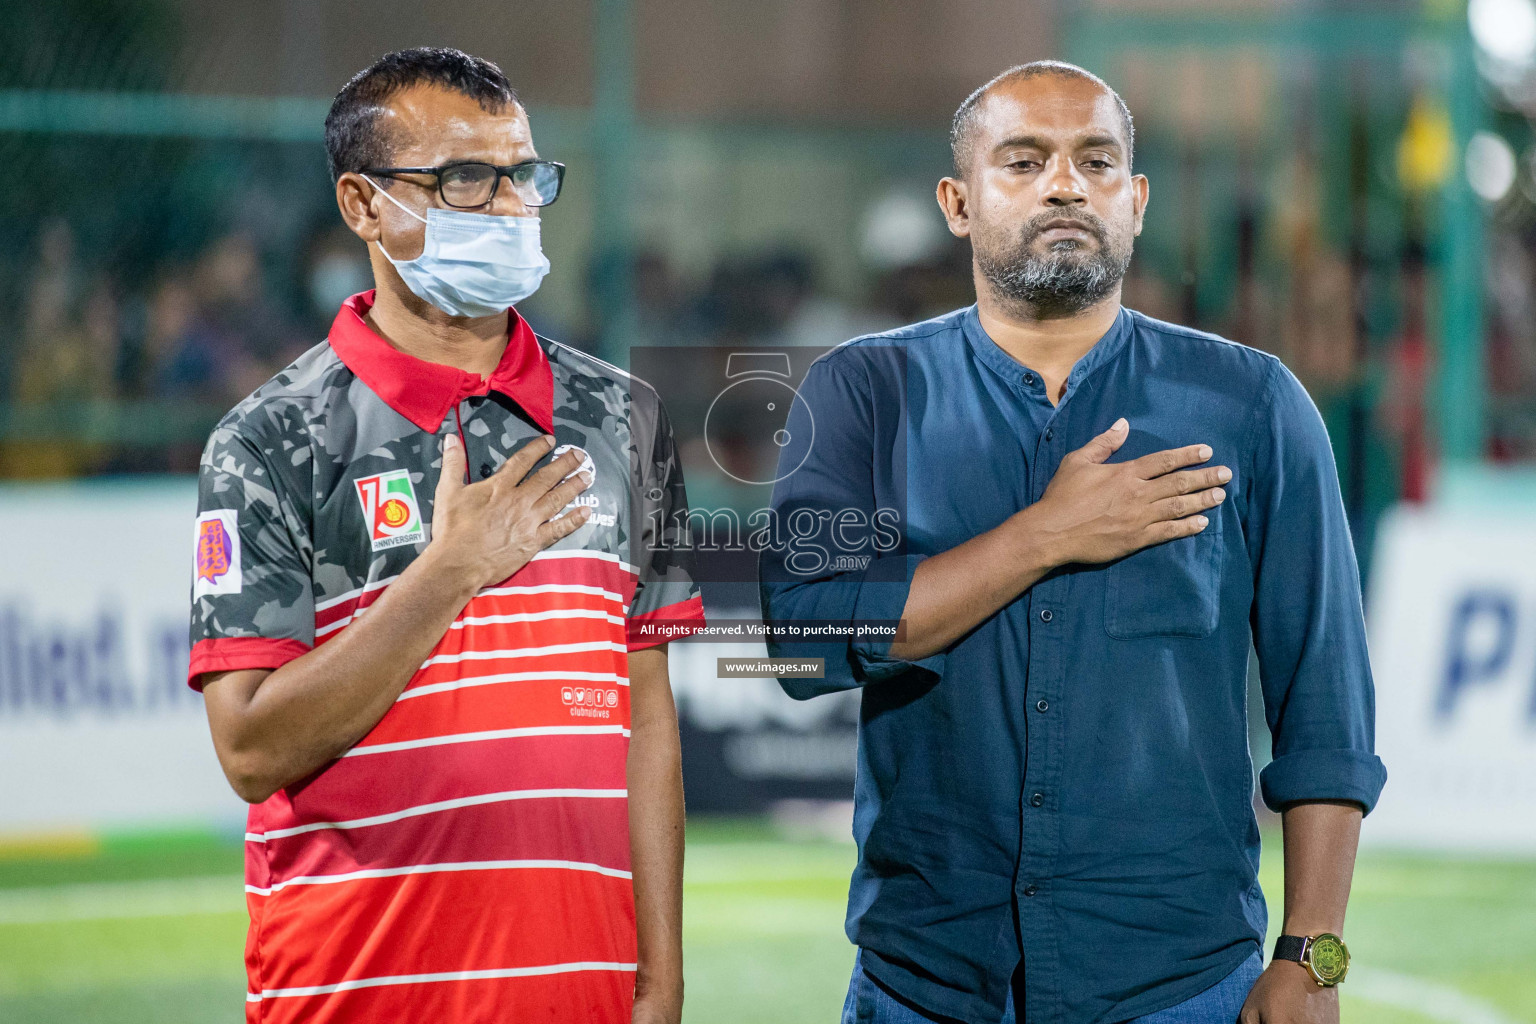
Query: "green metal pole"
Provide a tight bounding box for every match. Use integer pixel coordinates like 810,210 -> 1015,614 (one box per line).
592,0 -> 637,367
0,90 -> 329,140
1436,23 -> 1486,464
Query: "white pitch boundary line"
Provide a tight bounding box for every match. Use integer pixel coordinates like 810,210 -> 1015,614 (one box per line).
0,875 -> 1524,1024
1348,968 -> 1524,1024
0,875 -> 245,924
0,858 -> 630,925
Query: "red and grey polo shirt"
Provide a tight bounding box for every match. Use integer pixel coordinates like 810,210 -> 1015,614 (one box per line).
188,290 -> 705,1023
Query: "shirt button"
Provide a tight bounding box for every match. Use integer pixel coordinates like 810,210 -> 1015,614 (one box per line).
1039,608 -> 1053,623
1023,884 -> 1039,897
480,463 -> 494,480
1022,372 -> 1037,386
1030,792 -> 1044,807
1036,699 -> 1050,713
1044,428 -> 1054,441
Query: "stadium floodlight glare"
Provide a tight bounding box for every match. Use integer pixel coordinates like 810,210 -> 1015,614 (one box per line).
860,189 -> 946,270
1466,131 -> 1518,202
1470,0 -> 1536,66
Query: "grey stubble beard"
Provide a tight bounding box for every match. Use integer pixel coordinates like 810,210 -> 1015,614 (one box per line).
975,214 -> 1134,319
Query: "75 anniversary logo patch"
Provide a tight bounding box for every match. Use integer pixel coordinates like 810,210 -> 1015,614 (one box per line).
355,469 -> 426,551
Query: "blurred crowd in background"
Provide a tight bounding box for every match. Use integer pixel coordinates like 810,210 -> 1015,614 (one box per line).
5,220 -> 311,475
4,0 -> 1536,569
0,206 -> 986,475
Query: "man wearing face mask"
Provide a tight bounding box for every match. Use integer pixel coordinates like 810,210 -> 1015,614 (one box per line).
761,62 -> 1382,1024
188,48 -> 703,1024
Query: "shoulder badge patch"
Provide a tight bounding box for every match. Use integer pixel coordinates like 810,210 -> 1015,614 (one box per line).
193,510 -> 242,597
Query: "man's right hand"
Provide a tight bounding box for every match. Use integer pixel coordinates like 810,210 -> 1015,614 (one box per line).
429,433 -> 594,590
1029,417 -> 1231,566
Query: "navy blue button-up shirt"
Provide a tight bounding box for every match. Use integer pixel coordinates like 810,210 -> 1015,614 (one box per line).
758,305 -> 1387,1024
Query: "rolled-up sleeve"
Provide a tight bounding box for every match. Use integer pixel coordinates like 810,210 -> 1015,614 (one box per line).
758,353 -> 944,700
1246,359 -> 1387,813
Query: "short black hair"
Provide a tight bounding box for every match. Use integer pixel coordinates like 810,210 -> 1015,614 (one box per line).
949,61 -> 1134,177
324,47 -> 519,183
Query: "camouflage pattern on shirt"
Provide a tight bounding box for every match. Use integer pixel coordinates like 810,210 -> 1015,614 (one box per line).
188,300 -> 706,1022
189,331 -> 701,667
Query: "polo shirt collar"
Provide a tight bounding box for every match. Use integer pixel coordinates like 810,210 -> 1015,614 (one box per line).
327,290 -> 554,434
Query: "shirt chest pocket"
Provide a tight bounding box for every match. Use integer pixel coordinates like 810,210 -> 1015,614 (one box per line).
1102,513 -> 1224,639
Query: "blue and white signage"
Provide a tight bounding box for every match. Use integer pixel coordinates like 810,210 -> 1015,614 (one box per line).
1366,505 -> 1536,851
0,481 -> 244,834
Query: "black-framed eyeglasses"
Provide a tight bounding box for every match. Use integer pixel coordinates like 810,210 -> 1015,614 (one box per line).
362,160 -> 565,209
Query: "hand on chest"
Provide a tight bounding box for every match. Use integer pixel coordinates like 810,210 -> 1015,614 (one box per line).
454,426 -> 626,533
903,408 -> 1236,640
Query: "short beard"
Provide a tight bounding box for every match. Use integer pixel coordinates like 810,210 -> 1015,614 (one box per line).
976,211 -> 1133,318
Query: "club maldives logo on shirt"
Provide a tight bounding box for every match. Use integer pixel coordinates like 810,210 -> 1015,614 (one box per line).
355,469 -> 427,551
193,510 -> 242,597
549,443 -> 616,527
562,686 -> 619,719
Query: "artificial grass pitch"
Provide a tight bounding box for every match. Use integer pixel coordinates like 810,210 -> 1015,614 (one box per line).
0,821 -> 1530,1024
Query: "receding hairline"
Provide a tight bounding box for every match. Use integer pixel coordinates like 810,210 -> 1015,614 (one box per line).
950,61 -> 1135,176
323,46 -> 522,183
374,83 -> 528,143
335,83 -> 531,186
380,79 -> 525,116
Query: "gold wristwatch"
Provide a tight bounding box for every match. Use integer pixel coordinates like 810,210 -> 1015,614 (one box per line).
1273,933 -> 1350,986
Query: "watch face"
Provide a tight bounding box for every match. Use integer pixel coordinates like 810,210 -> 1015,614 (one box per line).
1307,934 -> 1350,985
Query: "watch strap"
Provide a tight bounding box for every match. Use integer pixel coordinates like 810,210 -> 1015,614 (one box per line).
1273,934 -> 1309,963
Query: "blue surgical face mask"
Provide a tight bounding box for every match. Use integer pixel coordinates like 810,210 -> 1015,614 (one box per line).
365,175 -> 551,318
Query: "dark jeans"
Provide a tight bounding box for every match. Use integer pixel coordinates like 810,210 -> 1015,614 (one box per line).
840,949 -> 1265,1024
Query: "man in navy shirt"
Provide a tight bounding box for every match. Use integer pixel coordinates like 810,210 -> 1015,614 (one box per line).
759,62 -> 1384,1024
